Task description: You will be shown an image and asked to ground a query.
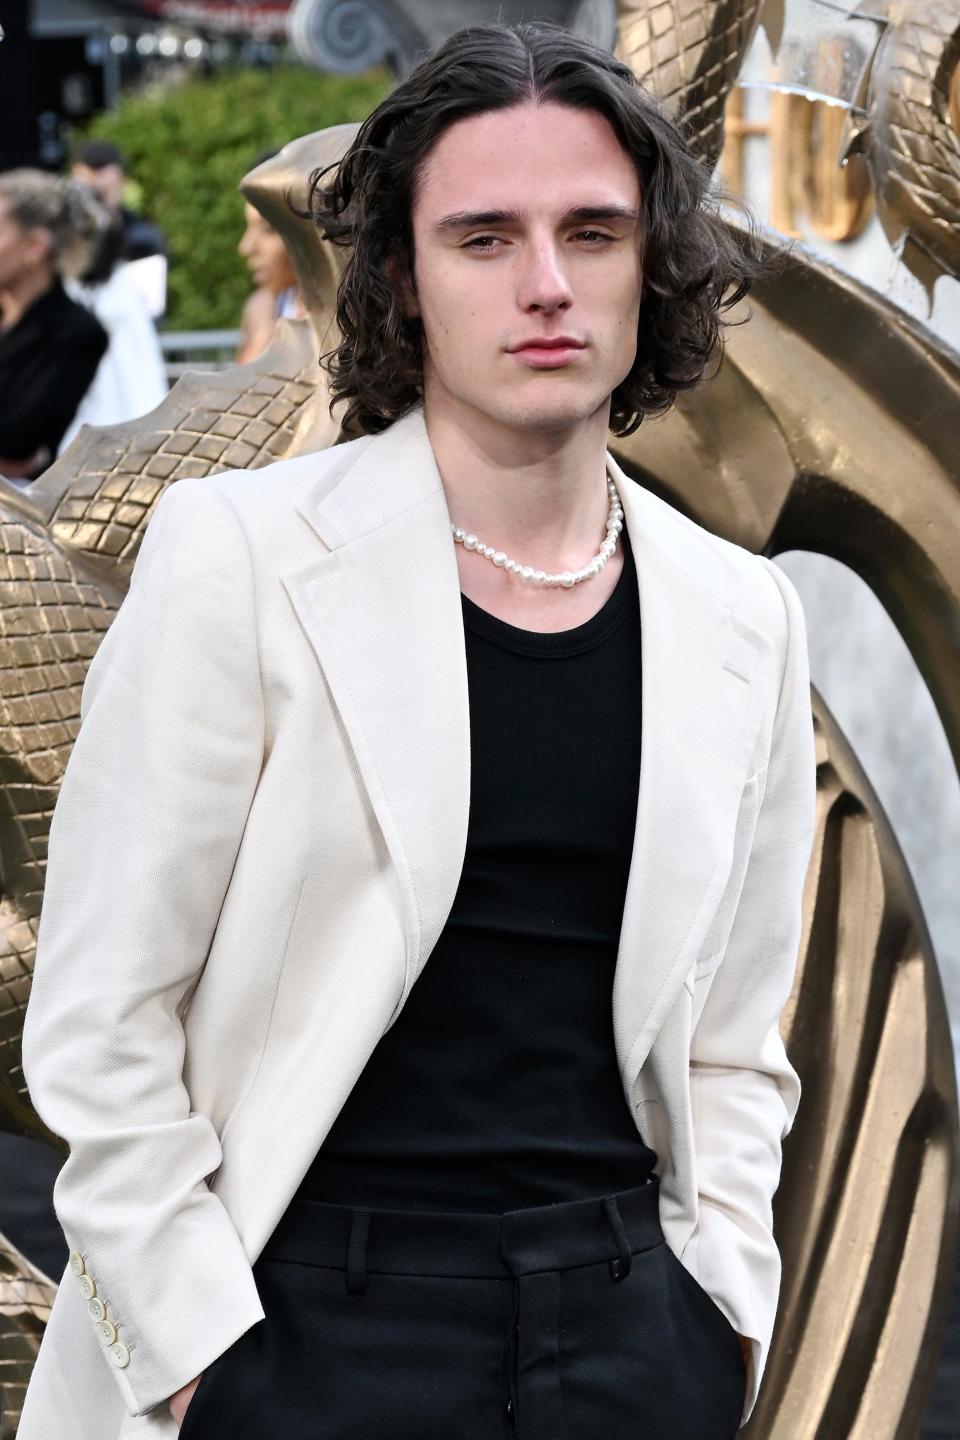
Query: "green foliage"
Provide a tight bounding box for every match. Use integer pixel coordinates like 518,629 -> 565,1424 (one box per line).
81,64 -> 390,330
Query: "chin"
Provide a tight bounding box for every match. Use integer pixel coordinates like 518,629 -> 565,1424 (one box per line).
428,370 -> 612,435
498,393 -> 607,434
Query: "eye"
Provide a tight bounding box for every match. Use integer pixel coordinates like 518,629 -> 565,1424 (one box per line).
574,230 -> 613,245
462,235 -> 502,251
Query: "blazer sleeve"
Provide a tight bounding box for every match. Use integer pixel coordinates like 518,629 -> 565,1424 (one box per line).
0,321 -> 108,460
20,477 -> 267,1417
685,556 -> 816,1423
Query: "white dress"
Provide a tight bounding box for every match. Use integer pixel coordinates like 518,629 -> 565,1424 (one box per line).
60,263 -> 168,452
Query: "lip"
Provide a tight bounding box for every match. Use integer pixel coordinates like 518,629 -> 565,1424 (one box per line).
509,338 -> 586,368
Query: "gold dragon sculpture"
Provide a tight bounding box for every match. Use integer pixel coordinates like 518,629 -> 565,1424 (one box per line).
0,1 -> 958,1433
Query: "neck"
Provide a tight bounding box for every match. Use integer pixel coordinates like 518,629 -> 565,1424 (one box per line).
424,391 -> 614,575
0,267 -> 56,334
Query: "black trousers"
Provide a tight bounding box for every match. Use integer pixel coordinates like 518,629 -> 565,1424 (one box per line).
178,1176 -> 747,1439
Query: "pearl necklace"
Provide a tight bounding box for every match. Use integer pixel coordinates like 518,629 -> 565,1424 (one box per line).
451,474 -> 624,588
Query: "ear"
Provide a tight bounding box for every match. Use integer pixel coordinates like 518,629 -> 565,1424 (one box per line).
24,227 -> 53,271
386,253 -> 420,320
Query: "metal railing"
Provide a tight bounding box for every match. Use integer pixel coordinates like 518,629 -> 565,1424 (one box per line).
159,329 -> 243,384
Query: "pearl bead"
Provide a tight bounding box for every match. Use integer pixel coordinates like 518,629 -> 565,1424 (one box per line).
451,475 -> 623,586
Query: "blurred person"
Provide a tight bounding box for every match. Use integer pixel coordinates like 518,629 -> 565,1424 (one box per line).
0,170 -> 108,481
71,139 -> 168,320
59,212 -> 168,452
236,153 -> 306,364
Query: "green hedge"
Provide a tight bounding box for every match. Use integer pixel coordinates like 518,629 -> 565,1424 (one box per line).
82,64 -> 391,330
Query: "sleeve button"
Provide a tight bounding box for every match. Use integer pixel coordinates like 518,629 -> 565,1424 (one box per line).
110,1342 -> 131,1369
68,1251 -> 85,1276
87,1297 -> 107,1323
97,1320 -> 118,1346
78,1275 -> 96,1300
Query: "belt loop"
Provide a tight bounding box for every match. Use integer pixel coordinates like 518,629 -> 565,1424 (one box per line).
346,1208 -> 372,1295
602,1196 -> 632,1281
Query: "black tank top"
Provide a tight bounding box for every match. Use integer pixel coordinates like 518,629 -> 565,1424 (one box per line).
297,526 -> 657,1211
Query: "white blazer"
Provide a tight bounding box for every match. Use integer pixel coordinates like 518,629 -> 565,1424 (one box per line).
18,405 -> 816,1438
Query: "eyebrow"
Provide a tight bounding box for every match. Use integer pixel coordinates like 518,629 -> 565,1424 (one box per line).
433,204 -> 640,233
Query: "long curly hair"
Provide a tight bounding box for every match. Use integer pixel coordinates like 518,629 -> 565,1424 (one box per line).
308,20 -> 767,438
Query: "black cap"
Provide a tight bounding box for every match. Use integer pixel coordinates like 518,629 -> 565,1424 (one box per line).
73,139 -> 127,172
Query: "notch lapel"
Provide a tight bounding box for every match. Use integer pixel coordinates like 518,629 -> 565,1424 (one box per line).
281,409 -> 472,1019
281,409 -> 764,1082
611,464 -> 765,1093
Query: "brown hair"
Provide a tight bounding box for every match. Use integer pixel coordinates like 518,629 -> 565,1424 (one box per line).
308,20 -> 768,438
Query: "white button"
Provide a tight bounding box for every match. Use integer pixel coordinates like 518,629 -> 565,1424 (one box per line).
69,1251 -> 85,1276
97,1319 -> 118,1346
110,1342 -> 131,1369
87,1297 -> 107,1323
78,1275 -> 96,1300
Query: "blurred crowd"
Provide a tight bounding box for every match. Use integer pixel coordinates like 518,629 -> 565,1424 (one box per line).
0,142 -> 303,485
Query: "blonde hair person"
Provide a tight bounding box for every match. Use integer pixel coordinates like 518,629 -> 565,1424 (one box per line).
0,170 -> 109,481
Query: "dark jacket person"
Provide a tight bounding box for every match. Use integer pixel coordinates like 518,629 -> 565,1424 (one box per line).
0,170 -> 109,479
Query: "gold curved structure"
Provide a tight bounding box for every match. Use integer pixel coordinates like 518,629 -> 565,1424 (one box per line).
1,3 -> 958,1433
616,0 -> 765,165
843,0 -> 960,291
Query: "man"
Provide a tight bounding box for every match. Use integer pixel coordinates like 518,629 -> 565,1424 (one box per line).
19,21 -> 816,1440
71,139 -> 168,320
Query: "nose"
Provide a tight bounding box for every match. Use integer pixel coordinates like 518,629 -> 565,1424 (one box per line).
516,238 -> 573,315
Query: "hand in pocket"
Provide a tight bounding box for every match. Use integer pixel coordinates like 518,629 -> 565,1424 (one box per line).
168,1373 -> 204,1426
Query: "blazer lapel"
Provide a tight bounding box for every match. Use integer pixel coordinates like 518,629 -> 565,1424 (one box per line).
283,409 -> 763,1082
611,460 -> 765,1093
282,408 -> 472,1019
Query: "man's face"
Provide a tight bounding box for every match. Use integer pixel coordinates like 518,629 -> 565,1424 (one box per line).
405,100 -> 643,436
71,162 -> 125,213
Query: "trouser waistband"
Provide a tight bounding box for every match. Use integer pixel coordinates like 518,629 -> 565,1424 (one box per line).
259,1177 -> 663,1288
